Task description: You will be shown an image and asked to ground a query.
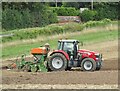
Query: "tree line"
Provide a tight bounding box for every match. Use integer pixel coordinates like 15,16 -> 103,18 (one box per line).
2,2 -> 119,31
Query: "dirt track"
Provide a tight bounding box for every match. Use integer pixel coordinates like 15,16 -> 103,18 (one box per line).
1,40 -> 118,89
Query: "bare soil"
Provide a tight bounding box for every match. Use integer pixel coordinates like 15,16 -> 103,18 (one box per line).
1,40 -> 118,89
1,58 -> 118,85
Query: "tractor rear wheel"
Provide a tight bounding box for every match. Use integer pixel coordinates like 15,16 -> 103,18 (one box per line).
48,53 -> 67,71
81,58 -> 96,71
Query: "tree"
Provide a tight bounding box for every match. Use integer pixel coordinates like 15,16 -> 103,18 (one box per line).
93,2 -> 118,20
47,2 -> 62,7
2,2 -> 58,30
62,2 -> 80,9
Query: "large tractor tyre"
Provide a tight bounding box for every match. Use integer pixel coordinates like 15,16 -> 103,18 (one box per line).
81,58 -> 96,71
48,53 -> 67,71
96,66 -> 101,71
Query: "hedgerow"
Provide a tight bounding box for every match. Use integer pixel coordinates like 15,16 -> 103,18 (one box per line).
2,19 -> 112,42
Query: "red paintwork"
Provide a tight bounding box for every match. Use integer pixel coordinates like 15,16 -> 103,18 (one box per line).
50,49 -> 99,61
78,49 -> 99,61
50,50 -> 70,60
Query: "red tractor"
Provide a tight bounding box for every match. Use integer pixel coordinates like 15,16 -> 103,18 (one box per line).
47,39 -> 103,71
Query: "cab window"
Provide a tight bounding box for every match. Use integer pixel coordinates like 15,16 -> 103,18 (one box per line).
63,42 -> 74,51
58,42 -> 62,50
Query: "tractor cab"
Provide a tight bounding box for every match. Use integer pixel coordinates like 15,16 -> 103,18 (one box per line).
58,40 -> 79,59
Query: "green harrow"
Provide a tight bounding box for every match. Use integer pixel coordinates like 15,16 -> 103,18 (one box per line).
16,54 -> 48,72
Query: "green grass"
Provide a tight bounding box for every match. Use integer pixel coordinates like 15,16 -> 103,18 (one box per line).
72,30 -> 117,43
2,30 -> 118,59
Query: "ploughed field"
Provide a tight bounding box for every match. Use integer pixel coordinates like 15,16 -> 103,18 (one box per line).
1,40 -> 118,89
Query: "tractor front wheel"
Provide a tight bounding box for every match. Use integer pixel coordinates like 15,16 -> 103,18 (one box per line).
48,53 -> 67,71
81,58 -> 96,71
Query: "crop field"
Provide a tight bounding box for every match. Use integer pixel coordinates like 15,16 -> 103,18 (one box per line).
1,21 -> 119,89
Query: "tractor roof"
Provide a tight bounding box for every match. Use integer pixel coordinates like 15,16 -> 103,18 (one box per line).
58,39 -> 79,43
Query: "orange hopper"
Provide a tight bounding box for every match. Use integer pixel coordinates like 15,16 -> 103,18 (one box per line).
31,47 -> 47,55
